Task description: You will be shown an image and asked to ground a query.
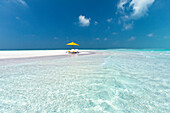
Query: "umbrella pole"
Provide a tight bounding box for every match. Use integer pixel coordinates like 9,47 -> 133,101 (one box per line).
72,45 -> 73,49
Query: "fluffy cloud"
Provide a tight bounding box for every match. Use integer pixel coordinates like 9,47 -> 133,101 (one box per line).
118,0 -> 155,19
128,36 -> 136,41
17,0 -> 28,6
107,18 -> 112,23
123,22 -> 133,30
1,0 -> 28,7
94,21 -> 98,25
16,17 -> 20,20
130,0 -> 155,19
104,38 -> 107,41
117,0 -> 128,11
96,37 -> 100,40
117,0 -> 155,29
147,33 -> 153,37
79,15 -> 91,27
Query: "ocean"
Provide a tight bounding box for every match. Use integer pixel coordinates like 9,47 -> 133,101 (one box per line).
0,49 -> 169,112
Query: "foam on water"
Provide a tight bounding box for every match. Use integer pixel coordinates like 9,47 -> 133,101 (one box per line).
0,50 -> 170,112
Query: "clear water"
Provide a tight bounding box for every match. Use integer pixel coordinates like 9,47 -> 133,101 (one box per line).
0,49 -> 170,112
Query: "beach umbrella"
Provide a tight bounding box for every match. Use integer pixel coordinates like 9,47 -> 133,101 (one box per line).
66,42 -> 79,49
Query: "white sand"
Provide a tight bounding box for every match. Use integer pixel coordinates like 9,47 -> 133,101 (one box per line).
0,50 -> 93,59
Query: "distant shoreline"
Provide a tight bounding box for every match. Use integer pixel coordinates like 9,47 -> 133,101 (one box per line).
0,48 -> 170,51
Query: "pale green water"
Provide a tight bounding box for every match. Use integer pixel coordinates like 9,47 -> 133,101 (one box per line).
0,50 -> 170,112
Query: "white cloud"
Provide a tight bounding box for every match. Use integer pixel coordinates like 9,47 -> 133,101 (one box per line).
128,36 -> 136,41
17,0 -> 28,6
94,21 -> 98,25
123,22 -> 133,30
117,0 -> 155,29
107,18 -> 112,23
79,15 -> 91,27
104,38 -> 107,41
147,33 -> 153,37
1,0 -> 28,7
16,17 -> 20,20
96,37 -> 100,40
118,0 -> 154,19
130,0 -> 155,19
117,0 -> 128,11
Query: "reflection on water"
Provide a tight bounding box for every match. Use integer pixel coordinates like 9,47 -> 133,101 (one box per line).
0,50 -> 170,112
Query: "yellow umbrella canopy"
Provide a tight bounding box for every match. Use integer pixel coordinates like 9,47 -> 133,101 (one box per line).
66,42 -> 79,49
66,42 -> 79,46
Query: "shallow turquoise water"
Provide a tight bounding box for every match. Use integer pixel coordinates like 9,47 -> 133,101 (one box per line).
0,50 -> 170,112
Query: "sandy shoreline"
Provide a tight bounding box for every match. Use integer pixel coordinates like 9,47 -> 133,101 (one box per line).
0,50 -> 96,60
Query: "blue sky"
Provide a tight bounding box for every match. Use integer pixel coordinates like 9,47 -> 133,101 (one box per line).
0,0 -> 170,49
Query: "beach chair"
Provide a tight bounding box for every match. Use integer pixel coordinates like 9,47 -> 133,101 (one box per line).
72,49 -> 80,54
67,49 -> 79,54
66,50 -> 71,53
75,49 -> 79,53
71,49 -> 76,54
